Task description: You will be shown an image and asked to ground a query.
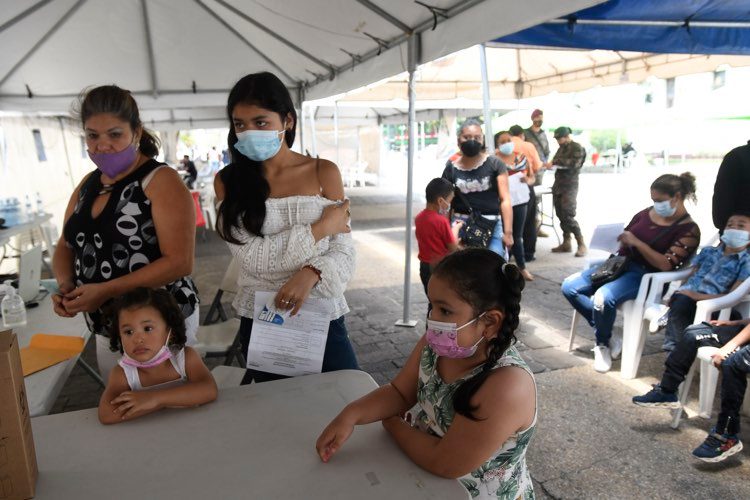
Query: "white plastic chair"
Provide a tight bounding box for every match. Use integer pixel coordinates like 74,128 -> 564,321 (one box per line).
569,270 -> 665,379
670,278 -> 750,428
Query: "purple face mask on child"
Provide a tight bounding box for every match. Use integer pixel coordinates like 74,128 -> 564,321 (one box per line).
88,144 -> 138,178
425,314 -> 485,358
119,330 -> 172,369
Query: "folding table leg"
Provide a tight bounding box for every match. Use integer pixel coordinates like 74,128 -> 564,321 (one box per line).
224,327 -> 246,368
76,358 -> 105,387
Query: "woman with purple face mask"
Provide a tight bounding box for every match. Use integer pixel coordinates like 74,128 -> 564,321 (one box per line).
317,248 -> 537,499
53,85 -> 199,380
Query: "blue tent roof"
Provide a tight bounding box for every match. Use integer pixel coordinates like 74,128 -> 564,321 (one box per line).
495,0 -> 750,55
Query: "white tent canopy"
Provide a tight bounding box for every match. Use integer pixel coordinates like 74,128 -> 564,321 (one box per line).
0,0 -> 601,114
338,43 -> 750,102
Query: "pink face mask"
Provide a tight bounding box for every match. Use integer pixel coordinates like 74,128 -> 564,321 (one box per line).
119,330 -> 172,369
88,144 -> 138,178
425,314 -> 485,358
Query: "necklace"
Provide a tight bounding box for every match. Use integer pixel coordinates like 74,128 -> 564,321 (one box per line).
98,183 -> 114,195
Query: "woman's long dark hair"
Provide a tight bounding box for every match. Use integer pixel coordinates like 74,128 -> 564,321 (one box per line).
217,72 -> 297,243
431,248 -> 526,420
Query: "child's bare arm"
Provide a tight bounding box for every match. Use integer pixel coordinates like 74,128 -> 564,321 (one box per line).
111,348 -> 217,421
98,366 -> 131,425
316,336 -> 425,462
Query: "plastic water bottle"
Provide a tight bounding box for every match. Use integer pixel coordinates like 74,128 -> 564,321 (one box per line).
24,194 -> 33,221
36,192 -> 44,215
1,283 -> 27,328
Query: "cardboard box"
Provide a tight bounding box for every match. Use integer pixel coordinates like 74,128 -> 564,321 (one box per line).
0,330 -> 38,499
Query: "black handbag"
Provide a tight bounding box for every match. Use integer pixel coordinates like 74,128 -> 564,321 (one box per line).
589,213 -> 689,288
450,168 -> 499,248
590,255 -> 630,287
461,211 -> 498,248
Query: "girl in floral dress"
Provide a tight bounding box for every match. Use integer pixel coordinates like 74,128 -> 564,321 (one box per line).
317,248 -> 537,499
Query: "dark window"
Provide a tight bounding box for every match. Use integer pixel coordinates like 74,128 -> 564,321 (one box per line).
32,129 -> 47,161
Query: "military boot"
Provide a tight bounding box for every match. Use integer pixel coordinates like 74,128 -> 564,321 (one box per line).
574,233 -> 588,257
551,235 -> 572,253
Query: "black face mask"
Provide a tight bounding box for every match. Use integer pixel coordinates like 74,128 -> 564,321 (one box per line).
459,139 -> 482,157
533,120 -> 543,127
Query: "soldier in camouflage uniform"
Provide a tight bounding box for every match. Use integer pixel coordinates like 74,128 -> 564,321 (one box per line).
550,126 -> 587,256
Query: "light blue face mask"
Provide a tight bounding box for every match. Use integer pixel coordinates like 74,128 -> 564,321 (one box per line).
653,199 -> 676,217
234,125 -> 286,161
721,229 -> 750,249
498,142 -> 514,156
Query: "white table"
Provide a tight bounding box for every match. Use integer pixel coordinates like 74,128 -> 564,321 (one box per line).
31,370 -> 469,499
0,212 -> 54,251
15,294 -> 89,416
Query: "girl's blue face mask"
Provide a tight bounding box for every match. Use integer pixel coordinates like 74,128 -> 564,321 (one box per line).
234,123 -> 286,161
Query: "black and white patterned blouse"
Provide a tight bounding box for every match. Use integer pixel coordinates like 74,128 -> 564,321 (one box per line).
63,159 -> 198,335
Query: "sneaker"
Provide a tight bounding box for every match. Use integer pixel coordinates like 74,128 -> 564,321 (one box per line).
648,306 -> 670,333
610,336 -> 623,360
692,430 -> 744,463
592,345 -> 612,373
632,384 -> 680,409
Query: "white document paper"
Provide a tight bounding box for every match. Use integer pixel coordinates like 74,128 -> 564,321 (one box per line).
589,223 -> 625,254
508,174 -> 531,206
247,291 -> 332,376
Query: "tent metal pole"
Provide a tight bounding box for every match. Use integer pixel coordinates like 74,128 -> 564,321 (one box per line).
0,0 -> 88,88
478,44 -> 494,152
139,0 -> 159,97
193,0 -> 294,84
334,101 -> 340,166
213,0 -> 335,74
57,117 -> 76,190
0,0 -> 53,34
546,18 -> 750,29
297,87 -> 305,155
355,0 -> 412,33
309,105 -> 318,157
396,34 -> 420,328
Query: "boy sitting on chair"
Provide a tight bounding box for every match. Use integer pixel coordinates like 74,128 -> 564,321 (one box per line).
633,319 -> 750,462
660,213 -> 750,351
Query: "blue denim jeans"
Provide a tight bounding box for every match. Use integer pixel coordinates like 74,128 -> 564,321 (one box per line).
561,262 -> 648,346
238,315 -> 359,384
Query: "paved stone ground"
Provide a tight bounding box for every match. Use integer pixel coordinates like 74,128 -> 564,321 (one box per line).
49,178 -> 750,498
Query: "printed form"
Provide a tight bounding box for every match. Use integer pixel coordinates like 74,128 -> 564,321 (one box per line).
247,291 -> 332,376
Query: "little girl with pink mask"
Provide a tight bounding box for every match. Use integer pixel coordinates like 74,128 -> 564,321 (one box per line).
98,288 -> 217,424
317,248 -> 538,499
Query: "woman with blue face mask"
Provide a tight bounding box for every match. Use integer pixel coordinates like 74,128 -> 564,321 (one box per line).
214,72 -> 358,384
561,173 -> 701,373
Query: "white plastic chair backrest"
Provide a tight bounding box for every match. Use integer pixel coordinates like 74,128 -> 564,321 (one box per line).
703,231 -> 720,248
219,256 -> 240,294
